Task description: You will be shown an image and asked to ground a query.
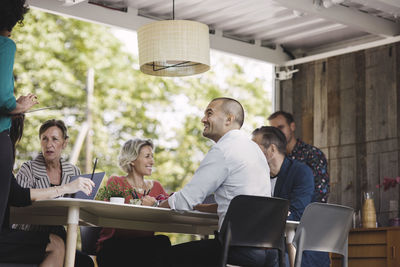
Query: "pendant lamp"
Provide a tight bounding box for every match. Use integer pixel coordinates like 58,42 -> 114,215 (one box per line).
137,0 -> 210,77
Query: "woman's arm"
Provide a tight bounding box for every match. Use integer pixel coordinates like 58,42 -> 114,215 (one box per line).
30,177 -> 95,201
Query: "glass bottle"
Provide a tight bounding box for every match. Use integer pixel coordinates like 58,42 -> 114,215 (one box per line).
362,192 -> 377,228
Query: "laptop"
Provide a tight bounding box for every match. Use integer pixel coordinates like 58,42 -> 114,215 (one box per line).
68,172 -> 106,200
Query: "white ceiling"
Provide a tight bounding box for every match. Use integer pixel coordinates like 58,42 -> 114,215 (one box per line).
28,0 -> 400,66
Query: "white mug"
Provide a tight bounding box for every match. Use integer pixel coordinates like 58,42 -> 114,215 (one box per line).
110,197 -> 125,204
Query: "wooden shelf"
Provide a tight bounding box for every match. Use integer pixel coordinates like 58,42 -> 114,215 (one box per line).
331,227 -> 400,267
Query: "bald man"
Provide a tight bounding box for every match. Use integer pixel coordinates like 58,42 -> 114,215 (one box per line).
143,97 -> 275,267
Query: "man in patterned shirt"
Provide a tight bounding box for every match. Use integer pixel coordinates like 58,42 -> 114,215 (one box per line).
268,111 -> 329,203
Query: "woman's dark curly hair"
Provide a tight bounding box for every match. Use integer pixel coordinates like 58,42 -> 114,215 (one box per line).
0,0 -> 29,32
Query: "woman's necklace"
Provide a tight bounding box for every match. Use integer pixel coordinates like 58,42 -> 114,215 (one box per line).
127,178 -> 147,193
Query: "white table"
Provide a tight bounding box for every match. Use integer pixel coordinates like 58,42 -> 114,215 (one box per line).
10,198 -> 218,267
11,198 -> 299,267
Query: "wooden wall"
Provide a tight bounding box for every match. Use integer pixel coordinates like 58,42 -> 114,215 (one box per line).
279,43 -> 400,226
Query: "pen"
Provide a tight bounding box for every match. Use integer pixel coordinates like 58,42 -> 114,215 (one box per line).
90,158 -> 98,181
133,188 -> 139,199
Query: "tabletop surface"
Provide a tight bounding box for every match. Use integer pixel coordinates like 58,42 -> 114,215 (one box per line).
10,198 -> 219,235
11,198 -> 299,235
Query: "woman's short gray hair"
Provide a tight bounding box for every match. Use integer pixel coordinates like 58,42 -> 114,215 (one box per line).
118,138 -> 154,173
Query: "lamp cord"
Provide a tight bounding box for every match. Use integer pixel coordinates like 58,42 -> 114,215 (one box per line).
172,0 -> 175,20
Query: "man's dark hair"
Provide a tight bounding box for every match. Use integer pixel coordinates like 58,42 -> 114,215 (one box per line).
39,119 -> 69,140
212,97 -> 244,127
252,126 -> 287,154
268,111 -> 294,125
0,0 -> 29,32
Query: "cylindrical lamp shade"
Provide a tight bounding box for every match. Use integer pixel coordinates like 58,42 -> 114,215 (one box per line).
138,20 -> 210,77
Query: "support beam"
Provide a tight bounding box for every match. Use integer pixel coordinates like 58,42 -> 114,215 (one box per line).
378,0 -> 400,9
210,30 -> 289,64
266,23 -> 347,45
274,0 -> 400,37
283,35 -> 400,66
27,0 -> 289,65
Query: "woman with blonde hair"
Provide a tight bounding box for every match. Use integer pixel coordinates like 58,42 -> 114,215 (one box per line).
96,138 -> 170,267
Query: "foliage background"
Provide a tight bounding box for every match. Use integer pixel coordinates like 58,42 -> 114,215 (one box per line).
12,9 -> 273,243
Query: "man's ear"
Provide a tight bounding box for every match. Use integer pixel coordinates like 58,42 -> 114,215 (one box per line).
289,122 -> 296,132
270,144 -> 277,153
225,114 -> 234,126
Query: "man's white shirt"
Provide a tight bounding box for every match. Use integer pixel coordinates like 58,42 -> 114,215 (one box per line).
168,129 -> 271,229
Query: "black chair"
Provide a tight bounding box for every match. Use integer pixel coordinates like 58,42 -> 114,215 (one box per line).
80,226 -> 101,256
219,195 -> 289,267
0,264 -> 37,267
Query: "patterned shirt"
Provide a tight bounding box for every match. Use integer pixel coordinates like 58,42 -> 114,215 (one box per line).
288,139 -> 329,203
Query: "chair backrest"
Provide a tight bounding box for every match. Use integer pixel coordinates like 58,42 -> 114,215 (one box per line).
219,195 -> 289,249
80,226 -> 101,256
292,202 -> 353,255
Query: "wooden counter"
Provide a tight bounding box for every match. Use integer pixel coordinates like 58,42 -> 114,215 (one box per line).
331,227 -> 400,267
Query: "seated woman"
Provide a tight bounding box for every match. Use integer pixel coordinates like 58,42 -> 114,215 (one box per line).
2,167 -> 95,266
2,116 -> 94,267
96,138 -> 171,267
13,119 -> 93,267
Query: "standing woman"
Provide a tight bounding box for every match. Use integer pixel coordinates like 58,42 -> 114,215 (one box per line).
0,0 -> 38,231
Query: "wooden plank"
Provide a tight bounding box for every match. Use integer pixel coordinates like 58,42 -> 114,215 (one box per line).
354,50 -> 367,212
349,230 -> 386,245
329,158 -> 340,204
397,40 -> 400,229
313,60 -> 328,148
348,259 -> 387,267
281,78 -> 293,113
302,61 -> 316,145
340,157 -> 356,208
332,258 -> 387,267
367,139 -> 398,154
365,45 -> 397,142
378,151 -> 399,227
292,63 -> 308,139
387,229 -> 400,266
327,57 -> 340,148
338,145 -> 356,158
349,244 -> 387,258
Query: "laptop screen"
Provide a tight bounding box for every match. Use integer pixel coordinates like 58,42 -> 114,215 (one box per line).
68,172 -> 105,200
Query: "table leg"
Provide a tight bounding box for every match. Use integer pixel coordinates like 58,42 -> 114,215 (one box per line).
287,243 -> 296,267
64,206 -> 79,267
285,224 -> 297,267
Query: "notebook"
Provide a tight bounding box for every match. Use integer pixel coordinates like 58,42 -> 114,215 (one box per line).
68,172 -> 105,200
